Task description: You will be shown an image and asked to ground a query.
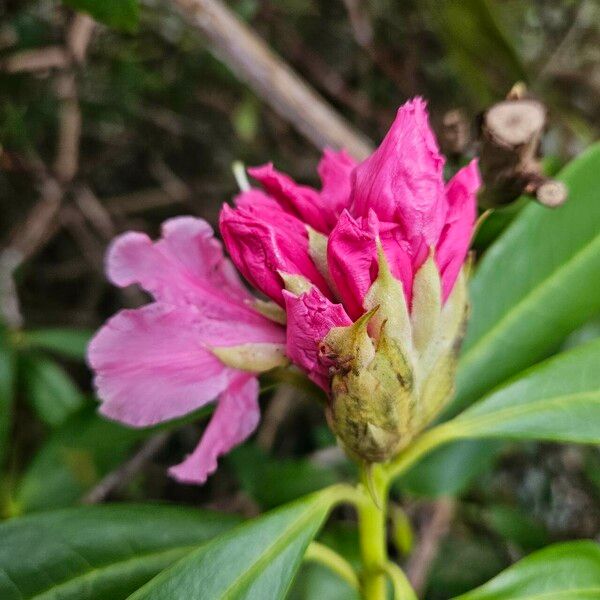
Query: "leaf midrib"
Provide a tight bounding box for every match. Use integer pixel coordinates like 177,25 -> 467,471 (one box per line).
27,544 -> 197,600
220,497 -> 329,599
459,223 -> 600,377
447,391 -> 600,438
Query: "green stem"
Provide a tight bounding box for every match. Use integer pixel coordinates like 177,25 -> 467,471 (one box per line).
379,561 -> 417,600
357,464 -> 388,600
384,423 -> 455,484
304,542 -> 360,591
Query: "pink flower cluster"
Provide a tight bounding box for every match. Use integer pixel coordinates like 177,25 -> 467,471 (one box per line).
88,98 -> 480,484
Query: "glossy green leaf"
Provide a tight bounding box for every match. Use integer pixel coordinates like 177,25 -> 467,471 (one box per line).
455,142 -> 600,414
22,328 -> 92,361
20,355 -> 84,426
14,406 -> 145,513
63,0 -> 139,32
446,339 -> 600,443
0,504 -> 240,599
454,541 -> 600,599
130,486 -> 348,600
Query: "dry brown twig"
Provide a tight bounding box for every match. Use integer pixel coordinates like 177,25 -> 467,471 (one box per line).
171,0 -> 374,160
406,498 -> 456,595
4,13 -> 96,267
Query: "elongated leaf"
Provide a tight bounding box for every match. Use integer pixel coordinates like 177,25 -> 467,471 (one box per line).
446,339 -> 600,443
14,406 -> 146,513
20,355 -> 84,426
0,504 -> 240,600
130,487 -> 347,600
454,541 -> 600,599
63,0 -> 139,32
22,328 -> 92,361
455,142 -> 600,413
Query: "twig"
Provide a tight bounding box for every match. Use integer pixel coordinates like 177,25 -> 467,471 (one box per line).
82,432 -> 171,504
2,13 -> 96,266
0,46 -> 69,73
170,0 -> 374,159
406,498 -> 455,595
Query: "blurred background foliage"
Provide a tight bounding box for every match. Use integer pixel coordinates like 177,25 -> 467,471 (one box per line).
0,1 -> 599,598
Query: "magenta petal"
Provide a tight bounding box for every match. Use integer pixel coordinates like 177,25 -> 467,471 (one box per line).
327,210 -> 412,319
317,148 -> 357,231
220,202 -> 332,305
88,303 -> 236,427
106,217 -> 267,325
327,211 -> 378,319
283,288 -> 351,390
351,98 -> 446,266
437,159 -> 480,300
248,163 -> 329,233
169,375 -> 260,484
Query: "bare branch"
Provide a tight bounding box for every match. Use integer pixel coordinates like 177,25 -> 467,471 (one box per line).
0,46 -> 69,73
171,0 -> 374,159
82,432 -> 171,504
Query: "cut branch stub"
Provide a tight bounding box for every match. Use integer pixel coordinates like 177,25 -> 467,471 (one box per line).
478,95 -> 568,209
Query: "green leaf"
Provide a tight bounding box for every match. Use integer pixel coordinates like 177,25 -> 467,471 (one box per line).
129,486 -> 348,600
14,406 -> 145,513
455,142 -> 600,414
446,339 -> 600,443
0,504 -> 240,600
481,505 -> 548,552
19,355 -> 84,427
0,327 -> 15,466
63,0 -> 139,33
21,328 -> 92,361
453,541 -> 600,599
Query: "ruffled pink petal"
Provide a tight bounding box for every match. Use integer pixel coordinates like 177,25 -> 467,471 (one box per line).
351,97 -> 447,268
169,375 -> 260,484
327,210 -> 412,319
283,288 -> 351,390
317,148 -> 357,231
88,303 -> 237,427
248,163 -> 329,233
436,159 -> 480,300
106,217 -> 267,326
220,202 -> 332,305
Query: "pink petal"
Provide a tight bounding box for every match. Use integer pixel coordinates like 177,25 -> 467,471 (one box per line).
106,217 -> 266,327
219,201 -> 332,306
351,97 -> 447,268
317,148 -> 357,231
248,163 -> 329,233
283,288 -> 351,390
327,210 -> 412,319
169,375 -> 260,484
436,159 -> 480,300
88,303 -> 237,427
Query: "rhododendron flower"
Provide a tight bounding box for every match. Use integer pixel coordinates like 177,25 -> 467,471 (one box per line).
90,97 -> 481,482
88,218 -> 286,484
221,97 -> 481,462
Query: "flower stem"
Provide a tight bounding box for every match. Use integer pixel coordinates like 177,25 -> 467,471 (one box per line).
357,464 -> 389,600
304,541 -> 360,591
